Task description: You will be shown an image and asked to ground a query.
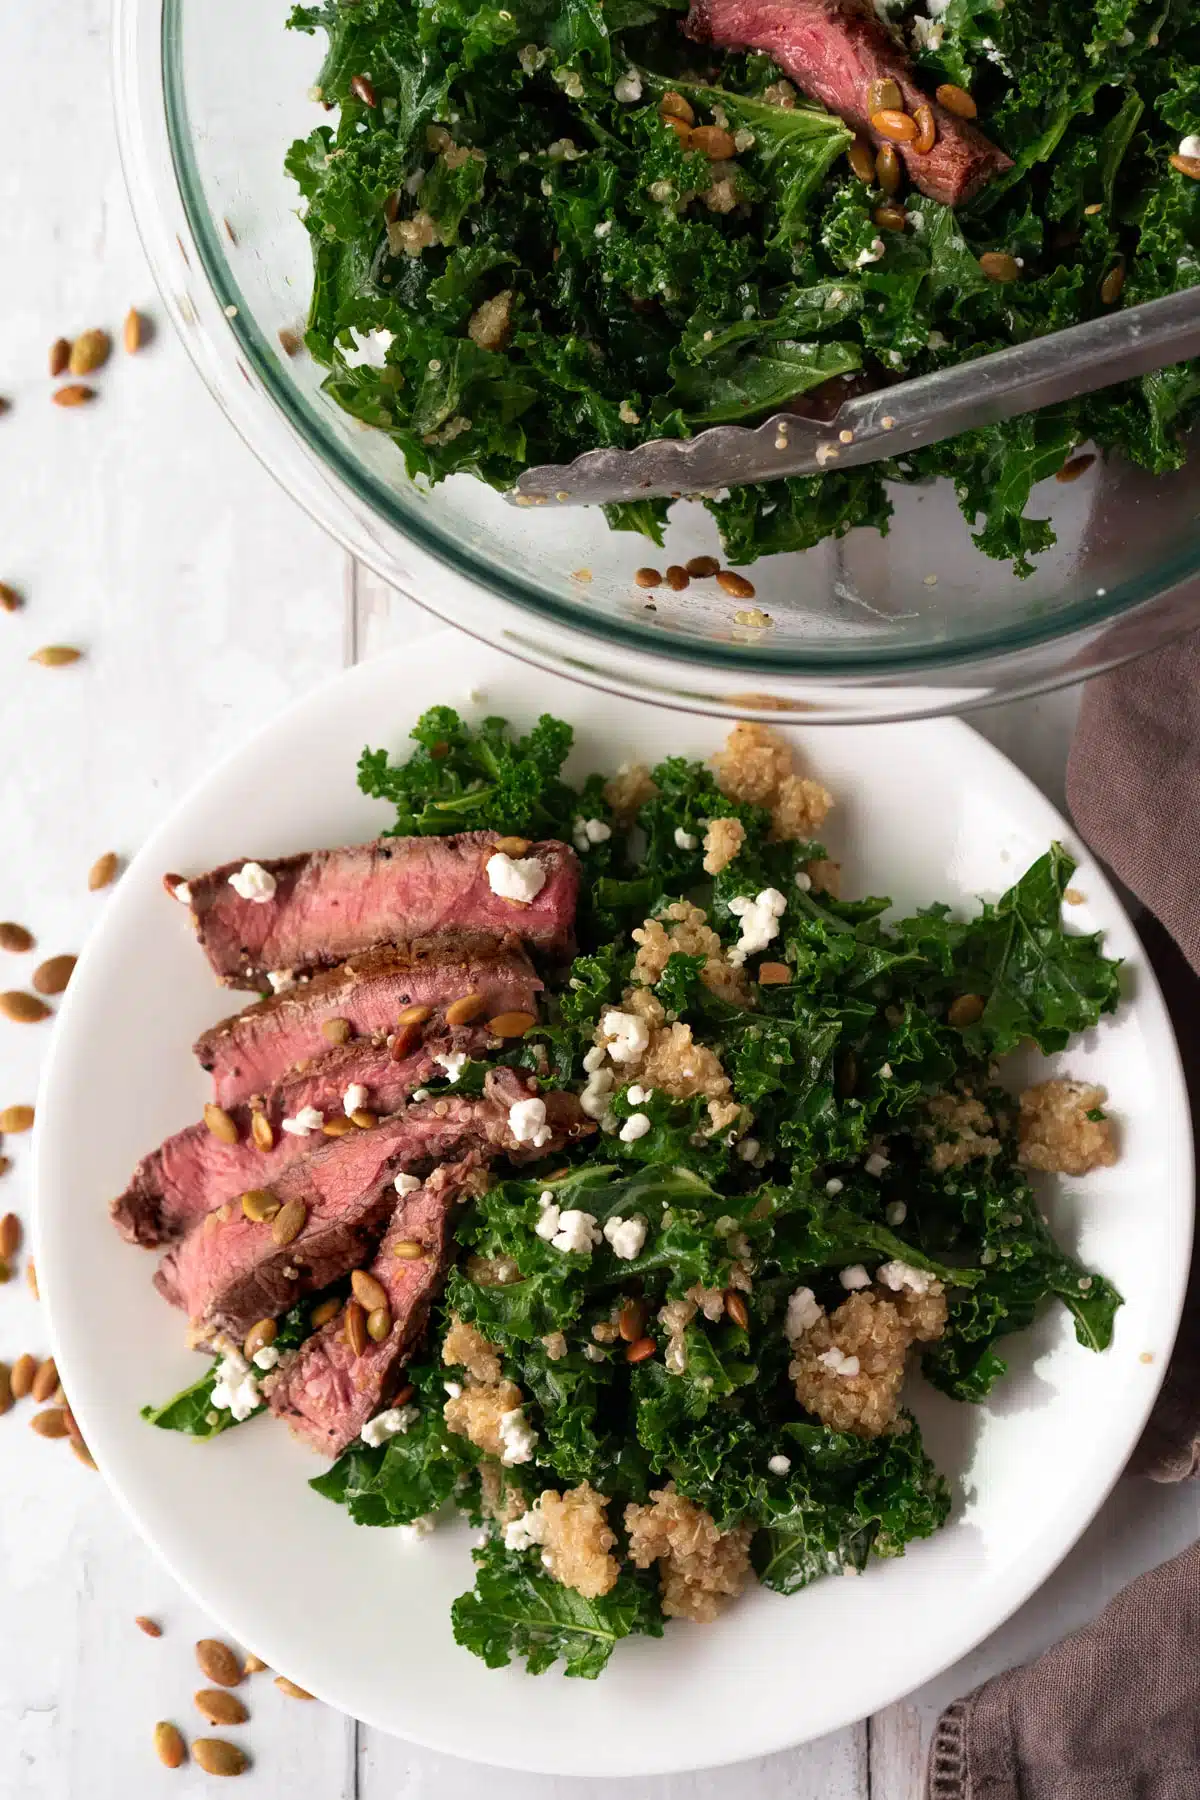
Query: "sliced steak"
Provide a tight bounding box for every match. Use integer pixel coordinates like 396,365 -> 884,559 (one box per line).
685,0 -> 1012,205
264,1155 -> 484,1456
194,936 -> 541,1108
174,833 -> 580,989
155,1072 -> 590,1341
112,1026 -> 490,1250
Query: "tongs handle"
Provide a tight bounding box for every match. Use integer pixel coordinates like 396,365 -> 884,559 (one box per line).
512,286 -> 1200,507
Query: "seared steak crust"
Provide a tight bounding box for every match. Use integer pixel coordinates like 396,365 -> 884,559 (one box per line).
264,1155 -> 485,1456
194,936 -> 541,1107
686,0 -> 1012,206
179,833 -> 580,989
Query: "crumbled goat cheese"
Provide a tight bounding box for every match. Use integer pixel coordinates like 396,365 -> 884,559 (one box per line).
397,1514 -> 436,1541
535,1202 -> 562,1241
926,329 -> 948,349
281,1106 -> 324,1136
444,1379 -> 463,1398
618,400 -> 640,425
210,1349 -> 261,1422
582,1045 -> 607,1073
737,1137 -> 760,1162
572,816 -> 613,852
594,219 -> 613,239
619,1112 -> 652,1143
855,238 -> 886,267
877,1259 -> 937,1295
342,327 -> 395,369
504,1504 -> 548,1551
394,1171 -> 421,1196
839,1264 -> 871,1291
551,1209 -> 603,1255
498,1406 -> 538,1465
603,1214 -> 647,1260
252,1345 -> 280,1373
601,1008 -> 651,1063
727,887 -> 787,966
785,1286 -> 823,1340
614,68 -> 643,102
885,1200 -> 908,1226
864,1151 -> 891,1177
343,1083 -> 369,1117
879,1063 -> 893,1080
266,969 -> 295,994
486,852 -> 546,904
579,1067 -> 615,1119
433,1051 -> 468,1083
508,1096 -> 551,1147
825,1177 -> 844,1195
911,13 -> 944,49
626,1084 -> 650,1106
585,1342 -> 607,1362
228,861 -> 277,904
674,826 -> 699,850
818,1347 -> 861,1377
361,1404 -> 419,1448
768,1454 -> 792,1476
410,1088 -> 430,1103
173,881 -> 192,906
794,869 -> 812,892
1180,135 -> 1200,160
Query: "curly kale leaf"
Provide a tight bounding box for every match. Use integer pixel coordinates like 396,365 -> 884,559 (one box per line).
358,705 -> 578,837
453,1538 -> 664,1677
310,1374 -> 477,1525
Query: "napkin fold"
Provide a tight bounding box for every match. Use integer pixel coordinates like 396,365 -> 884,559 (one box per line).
927,635 -> 1200,1797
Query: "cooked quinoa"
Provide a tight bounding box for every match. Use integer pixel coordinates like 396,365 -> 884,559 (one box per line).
1018,1079 -> 1118,1176
625,1485 -> 753,1623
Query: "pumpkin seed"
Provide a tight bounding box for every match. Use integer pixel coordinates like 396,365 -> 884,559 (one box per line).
396,1003 -> 432,1027
0,1213 -> 19,1258
31,1407 -> 68,1437
1056,452 -> 1096,484
88,851 -> 119,890
0,991 -> 51,1023
69,329 -> 111,376
0,583 -> 22,614
11,1353 -> 36,1398
345,1300 -> 368,1356
875,142 -> 902,195
350,1109 -> 378,1129
321,1016 -> 351,1043
30,639 -> 82,668
1170,152 -> 1200,179
50,384 -> 95,408
625,1336 -> 657,1364
26,1257 -> 38,1298
349,72 -> 377,106
243,1318 -> 277,1360
124,308 -> 145,354
321,1114 -> 355,1137
195,1639 -> 244,1688
757,962 -> 791,985
0,1259 -> 11,1285
912,103 -> 937,154
243,1652 -> 267,1674
618,1299 -> 646,1342
873,202 -> 907,232
634,567 -> 661,588
690,125 -> 736,160
192,1738 -> 249,1777
194,1689 -> 249,1727
684,555 -> 720,578
0,922 -> 34,953
0,1363 -> 11,1417
867,77 -> 902,113
445,992 -> 486,1025
367,1305 -> 392,1342
271,1198 -> 307,1247
0,1156 -> 9,1178
1100,261 -> 1125,305
978,251 -> 1021,283
724,1289 -> 750,1329
154,1722 -> 186,1769
0,1104 -> 34,1133
392,1239 -> 425,1260
351,1269 -> 389,1313
71,1438 -> 97,1469
274,1677 -> 314,1700
32,1357 -> 58,1402
135,1615 -> 162,1637
250,1111 -> 275,1153
869,107 -> 918,143
393,1382 -> 415,1407
847,137 -> 876,183
241,1188 -> 280,1223
659,90 -> 694,125
311,1298 -> 340,1329
49,337 -> 70,377
947,992 -> 986,1027
32,955 -> 75,996
935,82 -> 977,119
716,569 -> 755,599
204,1103 -> 239,1145
487,1010 -> 536,1038
489,836 -> 532,857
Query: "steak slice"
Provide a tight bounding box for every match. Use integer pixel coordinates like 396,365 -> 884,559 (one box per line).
175,833 -> 580,989
685,0 -> 1012,205
112,1026 -> 491,1250
264,1154 -> 485,1456
154,1072 -> 590,1341
194,936 -> 541,1108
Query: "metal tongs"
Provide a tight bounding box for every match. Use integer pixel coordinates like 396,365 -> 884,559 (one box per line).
510,286 -> 1200,507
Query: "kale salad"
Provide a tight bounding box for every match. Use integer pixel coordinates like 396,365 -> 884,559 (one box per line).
285,0 -> 1200,573
146,705 -> 1123,1678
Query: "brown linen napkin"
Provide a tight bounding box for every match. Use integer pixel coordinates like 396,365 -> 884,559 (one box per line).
925,641 -> 1200,1797
926,1543 -> 1200,1800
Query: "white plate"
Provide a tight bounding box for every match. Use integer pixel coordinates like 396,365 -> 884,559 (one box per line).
34,632 -> 1192,1777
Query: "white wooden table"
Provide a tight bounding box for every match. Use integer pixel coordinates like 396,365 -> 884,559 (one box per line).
1,6 -> 1197,1794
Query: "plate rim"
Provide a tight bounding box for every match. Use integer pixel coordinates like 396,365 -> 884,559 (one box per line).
32,632 -> 1194,1774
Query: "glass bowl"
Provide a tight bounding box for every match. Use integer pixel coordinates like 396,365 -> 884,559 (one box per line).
112,0 -> 1200,722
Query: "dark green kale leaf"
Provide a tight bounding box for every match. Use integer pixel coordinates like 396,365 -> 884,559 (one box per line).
452,1538 -> 664,1677
310,1377 -> 477,1525
140,1364 -> 235,1440
358,705 -> 579,838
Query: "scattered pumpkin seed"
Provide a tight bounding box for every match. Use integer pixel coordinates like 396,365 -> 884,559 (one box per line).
49,337 -> 71,377
32,955 -> 75,996
684,555 -> 720,578
1169,152 -> 1200,179
31,1407 -> 68,1437
0,1363 -> 11,1417
29,645 -> 82,667
351,1269 -> 389,1313
350,72 -> 377,106
875,142 -> 902,195
489,836 -> 531,856
912,103 -> 937,154
68,330 -> 111,376
979,251 -> 1021,282
367,1305 -> 392,1342
272,1198 -> 307,1247
847,137 -> 876,183
124,308 -> 145,354
935,82 -> 977,119
274,1677 -> 314,1701
0,582 -> 22,614
724,1289 -> 750,1329
869,107 -> 918,143
203,1103 -> 239,1144
0,1212 -> 21,1258
311,1298 -> 340,1329
1100,261 -> 1125,305
0,1156 -> 9,1178
243,1652 -> 268,1674
618,1299 -> 646,1343
71,1438 -> 97,1470
243,1317 -> 277,1360
716,568 -> 755,599
135,1615 -> 163,1637
322,1114 -> 356,1137
250,1111 -> 275,1153
0,922 -> 34,953
241,1188 -> 280,1223
625,1336 -> 657,1364
50,384 -> 95,408
26,1257 -> 38,1299
192,1738 -> 248,1777
154,1722 -> 187,1769
633,567 -> 662,588
947,992 -> 986,1027
395,1003 -> 431,1028
0,992 -> 51,1023
350,1108 -> 378,1129
195,1639 -> 244,1688
345,1299 -> 368,1356
1056,452 -> 1096,483
88,851 -> 119,890
194,1689 -> 249,1727
690,124 -> 736,159
10,1354 -> 35,1399
867,77 -> 902,113
0,1105 -> 35,1133
392,1239 -> 425,1260
487,1010 -> 536,1038
31,1357 -> 58,1403
445,992 -> 486,1026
